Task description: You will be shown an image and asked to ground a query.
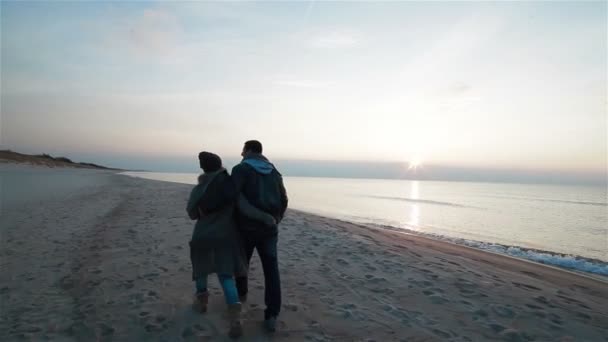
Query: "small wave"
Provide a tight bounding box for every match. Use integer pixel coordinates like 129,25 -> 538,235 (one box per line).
365,195 -> 473,208
541,199 -> 607,206
486,194 -> 607,207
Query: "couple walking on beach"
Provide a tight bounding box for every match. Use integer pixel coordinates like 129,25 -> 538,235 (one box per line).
186,140 -> 288,338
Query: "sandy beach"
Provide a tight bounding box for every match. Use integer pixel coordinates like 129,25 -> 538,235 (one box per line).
1,166 -> 606,341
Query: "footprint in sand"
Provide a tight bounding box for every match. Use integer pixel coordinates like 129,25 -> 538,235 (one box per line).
413,313 -> 437,327
512,282 -> 541,291
472,309 -> 489,321
369,287 -> 394,295
304,333 -> 328,341
550,317 -> 564,327
556,294 -> 591,309
490,304 -> 515,318
340,303 -> 357,310
336,258 -> 349,266
520,270 -> 540,278
189,323 -> 213,338
181,327 -> 195,338
432,328 -> 451,338
145,323 -> 165,333
576,312 -> 591,321
534,296 -> 549,304
460,300 -> 473,307
320,296 -> 335,305
89,268 -> 103,274
143,272 -> 159,280
487,322 -> 507,333
500,329 -> 526,341
284,304 -> 299,312
455,279 -> 480,297
422,289 -> 449,304
525,303 -> 543,310
382,305 -> 410,323
147,290 -> 158,298
97,322 -> 115,337
308,320 -> 322,329
366,276 -> 387,284
87,279 -> 102,287
548,313 -> 563,325
469,271 -> 483,278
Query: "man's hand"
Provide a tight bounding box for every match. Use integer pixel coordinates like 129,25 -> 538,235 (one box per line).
262,215 -> 277,227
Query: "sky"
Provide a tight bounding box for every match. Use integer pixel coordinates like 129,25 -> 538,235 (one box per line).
1,1 -> 606,183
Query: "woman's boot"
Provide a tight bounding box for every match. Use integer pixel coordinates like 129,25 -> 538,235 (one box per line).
192,291 -> 209,313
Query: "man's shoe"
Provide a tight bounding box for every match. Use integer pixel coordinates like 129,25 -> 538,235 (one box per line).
264,316 -> 277,333
238,293 -> 247,303
192,291 -> 209,313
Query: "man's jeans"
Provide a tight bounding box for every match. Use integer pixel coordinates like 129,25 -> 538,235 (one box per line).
236,234 -> 281,319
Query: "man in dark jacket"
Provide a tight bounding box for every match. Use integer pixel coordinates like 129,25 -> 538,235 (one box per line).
231,140 -> 288,332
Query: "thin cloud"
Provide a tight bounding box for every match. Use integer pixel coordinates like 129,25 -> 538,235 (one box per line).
449,82 -> 472,95
273,80 -> 331,88
309,31 -> 359,48
127,8 -> 183,55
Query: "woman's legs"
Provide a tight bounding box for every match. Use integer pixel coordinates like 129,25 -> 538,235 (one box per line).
193,274 -> 241,335
217,274 -> 242,338
193,275 -> 210,313
217,274 -> 239,304
194,274 -> 239,302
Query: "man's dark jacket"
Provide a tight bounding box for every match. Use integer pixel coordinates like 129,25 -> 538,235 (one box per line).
231,154 -> 288,237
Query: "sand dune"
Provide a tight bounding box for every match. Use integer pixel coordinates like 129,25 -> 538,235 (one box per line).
1,167 -> 606,341
0,150 -> 118,170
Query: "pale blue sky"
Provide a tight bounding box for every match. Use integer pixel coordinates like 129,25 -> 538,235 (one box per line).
1,1 -> 606,179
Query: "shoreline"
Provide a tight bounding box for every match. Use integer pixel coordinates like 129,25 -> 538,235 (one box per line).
120,171 -> 608,277
297,209 -> 608,285
2,167 -> 607,341
361,220 -> 608,279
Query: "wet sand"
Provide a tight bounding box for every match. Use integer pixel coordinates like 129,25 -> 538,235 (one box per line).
1,166 -> 606,341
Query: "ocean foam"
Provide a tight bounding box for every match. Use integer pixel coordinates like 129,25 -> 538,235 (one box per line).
453,239 -> 608,276
387,226 -> 608,277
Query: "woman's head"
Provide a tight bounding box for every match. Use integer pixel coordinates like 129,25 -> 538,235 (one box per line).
198,151 -> 222,173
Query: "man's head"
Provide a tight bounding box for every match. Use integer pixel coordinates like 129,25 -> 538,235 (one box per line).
241,140 -> 263,157
198,151 -> 222,173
